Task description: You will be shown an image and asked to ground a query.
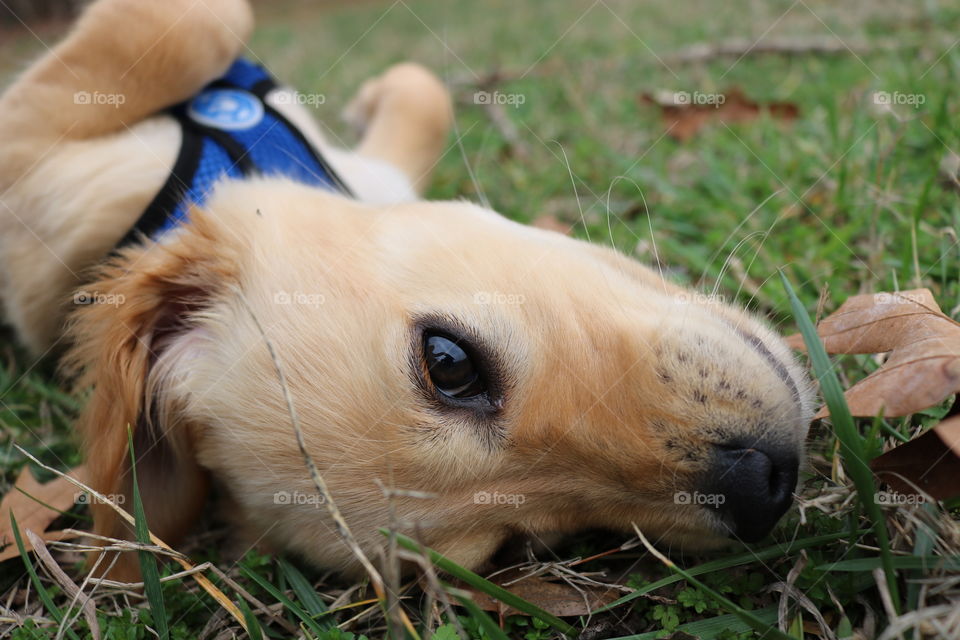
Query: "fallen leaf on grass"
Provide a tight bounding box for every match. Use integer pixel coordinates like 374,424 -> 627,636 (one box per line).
454,569 -> 617,617
0,465 -> 86,562
640,87 -> 799,141
785,289 -> 960,418
870,415 -> 960,501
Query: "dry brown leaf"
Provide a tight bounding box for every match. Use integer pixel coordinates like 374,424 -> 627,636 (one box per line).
785,289 -> 960,418
0,465 -> 86,562
0,529 -> 81,563
454,569 -> 618,617
640,87 -> 799,141
870,415 -> 960,501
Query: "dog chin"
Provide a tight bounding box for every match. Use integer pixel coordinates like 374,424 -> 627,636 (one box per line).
633,512 -> 737,552
485,522 -> 732,568
661,528 -> 735,551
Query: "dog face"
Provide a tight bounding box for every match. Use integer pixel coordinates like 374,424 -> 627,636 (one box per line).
68,178 -> 812,576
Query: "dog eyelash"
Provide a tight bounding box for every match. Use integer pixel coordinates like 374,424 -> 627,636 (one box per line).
409,315 -> 505,418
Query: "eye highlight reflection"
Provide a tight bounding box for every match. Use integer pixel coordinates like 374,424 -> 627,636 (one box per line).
423,332 -> 487,399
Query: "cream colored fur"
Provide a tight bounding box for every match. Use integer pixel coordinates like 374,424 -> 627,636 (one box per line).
0,0 -> 813,579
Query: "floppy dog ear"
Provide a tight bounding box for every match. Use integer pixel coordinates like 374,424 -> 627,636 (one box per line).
63,211 -> 241,577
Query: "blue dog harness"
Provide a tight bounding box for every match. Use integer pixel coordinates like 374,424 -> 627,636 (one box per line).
118,59 -> 352,247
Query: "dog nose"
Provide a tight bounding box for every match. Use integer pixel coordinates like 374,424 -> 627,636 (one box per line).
703,441 -> 798,542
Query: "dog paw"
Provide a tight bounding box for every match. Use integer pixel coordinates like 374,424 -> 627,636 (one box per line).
342,62 -> 450,136
342,76 -> 380,136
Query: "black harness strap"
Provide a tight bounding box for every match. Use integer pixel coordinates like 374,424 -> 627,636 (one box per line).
116,60 -> 353,250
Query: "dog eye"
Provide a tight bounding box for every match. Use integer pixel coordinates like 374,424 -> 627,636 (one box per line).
423,333 -> 487,399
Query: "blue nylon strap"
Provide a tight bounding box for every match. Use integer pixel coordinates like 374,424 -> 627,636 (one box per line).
120,59 -> 351,244
220,57 -> 272,90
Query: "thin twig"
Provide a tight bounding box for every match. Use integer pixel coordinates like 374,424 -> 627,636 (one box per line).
236,292 -> 385,590
25,530 -> 100,640
13,446 -> 248,632
237,292 -> 423,638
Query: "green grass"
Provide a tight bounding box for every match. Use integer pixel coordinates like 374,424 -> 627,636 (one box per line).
1,0 -> 960,637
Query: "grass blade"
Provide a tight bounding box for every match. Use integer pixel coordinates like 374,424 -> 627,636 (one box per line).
128,431 -> 169,640
635,527 -> 793,640
815,555 -> 960,572
237,598 -> 264,640
908,504 -> 938,612
240,564 -> 328,637
276,558 -> 334,630
595,529 -> 860,612
13,486 -> 91,523
11,445 -> 249,632
607,605 -> 779,640
9,511 -> 81,640
779,271 -> 900,611
383,529 -> 576,636
449,588 -> 511,640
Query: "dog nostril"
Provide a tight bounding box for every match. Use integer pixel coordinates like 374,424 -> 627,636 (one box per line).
701,442 -> 798,543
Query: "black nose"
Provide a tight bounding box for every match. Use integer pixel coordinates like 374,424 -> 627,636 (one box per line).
702,441 -> 798,542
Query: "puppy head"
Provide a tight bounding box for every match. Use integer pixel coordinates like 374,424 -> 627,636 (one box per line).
67,178 -> 812,576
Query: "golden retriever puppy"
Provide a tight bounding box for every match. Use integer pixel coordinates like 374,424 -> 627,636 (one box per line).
0,0 -> 813,579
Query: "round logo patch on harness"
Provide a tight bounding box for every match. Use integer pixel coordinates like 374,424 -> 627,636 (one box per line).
187,88 -> 263,131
